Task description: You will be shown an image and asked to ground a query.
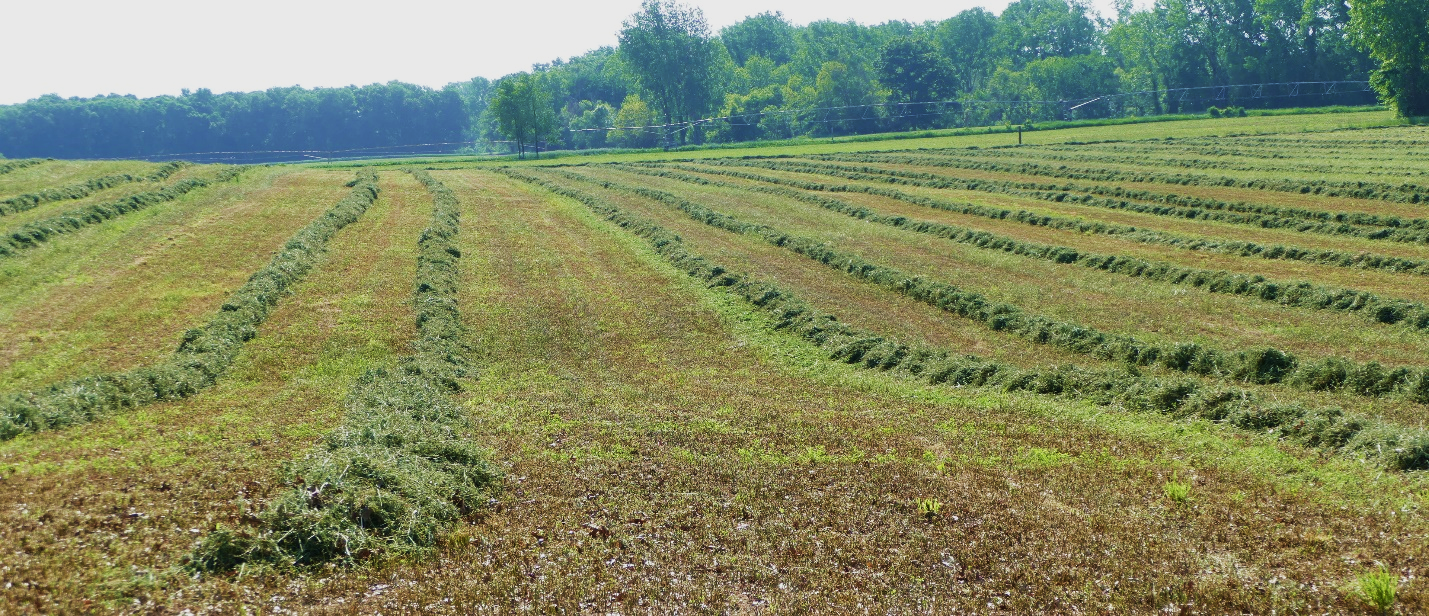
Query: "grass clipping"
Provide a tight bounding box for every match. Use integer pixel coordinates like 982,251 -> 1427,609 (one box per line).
504,167 -> 1429,472
189,169 -> 499,571
0,169 -> 372,439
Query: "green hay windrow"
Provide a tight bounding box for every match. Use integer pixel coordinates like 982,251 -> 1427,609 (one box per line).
0,159 -> 48,176
189,169 -> 499,571
0,161 -> 189,217
623,164 -> 1429,331
547,168 -> 1429,404
503,167 -> 1429,472
0,171 -> 379,439
0,165 -> 244,258
691,159 -> 1429,277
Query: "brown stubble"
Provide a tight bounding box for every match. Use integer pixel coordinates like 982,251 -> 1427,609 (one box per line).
0,171 -> 429,613
171,169 -> 1426,614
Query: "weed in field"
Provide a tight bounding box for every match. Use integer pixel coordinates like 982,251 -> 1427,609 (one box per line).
1350,565 -> 1398,615
1163,474 -> 1192,504
917,498 -> 943,520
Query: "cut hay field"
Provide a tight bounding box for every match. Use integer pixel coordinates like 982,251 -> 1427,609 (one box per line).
3,113 -> 1429,613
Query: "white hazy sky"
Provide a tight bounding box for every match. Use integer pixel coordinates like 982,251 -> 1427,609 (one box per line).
3,0 -> 1125,106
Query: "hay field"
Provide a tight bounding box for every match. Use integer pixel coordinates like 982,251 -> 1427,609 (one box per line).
2,114 -> 1428,613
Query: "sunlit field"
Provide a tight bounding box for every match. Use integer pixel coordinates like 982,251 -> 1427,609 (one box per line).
2,111 -> 1428,613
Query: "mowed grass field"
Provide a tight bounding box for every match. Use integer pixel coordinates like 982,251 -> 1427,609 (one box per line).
3,111 -> 1429,613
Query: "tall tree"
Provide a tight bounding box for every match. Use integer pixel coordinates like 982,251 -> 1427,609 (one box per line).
877,37 -> 957,129
489,73 -> 557,159
1350,0 -> 1429,117
720,11 -> 797,66
934,8 -> 1001,93
618,0 -> 725,145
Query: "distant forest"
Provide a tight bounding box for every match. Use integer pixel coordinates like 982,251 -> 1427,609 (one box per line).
0,0 -> 1387,161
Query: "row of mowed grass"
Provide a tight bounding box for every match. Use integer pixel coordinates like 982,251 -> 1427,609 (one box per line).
524,164 -> 1429,425
2,112 -> 1429,612
0,170 -> 431,611
157,167 -> 1429,613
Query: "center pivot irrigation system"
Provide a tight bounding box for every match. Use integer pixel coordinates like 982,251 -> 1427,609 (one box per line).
103,80 -> 1372,165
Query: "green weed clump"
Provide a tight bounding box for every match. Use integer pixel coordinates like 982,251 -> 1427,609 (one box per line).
0,170 -> 376,439
1350,566 -> 1399,615
625,165 -> 1429,331
503,167 -> 1429,471
189,169 -> 498,571
548,168 -> 1429,404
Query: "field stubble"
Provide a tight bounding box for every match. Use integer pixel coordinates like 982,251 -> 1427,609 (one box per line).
162,168 -> 1429,614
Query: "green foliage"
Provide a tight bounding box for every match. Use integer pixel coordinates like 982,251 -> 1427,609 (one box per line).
0,84 -> 470,160
191,169 -> 497,571
877,37 -> 956,130
720,11 -> 797,66
501,167 -> 1429,471
1350,0 -> 1429,117
490,73 -> 559,159
1162,475 -> 1192,503
1350,565 -> 1399,614
619,0 -> 727,140
917,498 -> 944,519
0,171 -> 376,440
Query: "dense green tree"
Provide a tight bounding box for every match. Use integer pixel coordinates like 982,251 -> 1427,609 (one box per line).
997,0 -> 1101,66
489,73 -> 557,158
877,37 -> 957,129
1350,0 -> 1429,116
0,0 -> 1385,160
720,11 -> 797,66
618,0 -> 727,145
933,8 -> 1001,92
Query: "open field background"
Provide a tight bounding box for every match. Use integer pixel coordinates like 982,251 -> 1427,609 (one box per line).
2,112 -> 1429,613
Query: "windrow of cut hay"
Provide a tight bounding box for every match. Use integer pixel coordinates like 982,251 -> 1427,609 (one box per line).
834,147 -> 1429,203
687,160 -> 1429,277
0,161 -> 189,217
0,172 -> 381,439
548,169 -> 1429,404
904,143 -> 1417,178
791,156 -> 1429,244
0,159 -> 47,176
0,166 -> 244,258
502,167 -> 1429,471
626,164 -> 1429,330
190,169 -> 499,571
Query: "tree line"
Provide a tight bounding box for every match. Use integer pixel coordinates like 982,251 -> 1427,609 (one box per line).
0,0 -> 1422,161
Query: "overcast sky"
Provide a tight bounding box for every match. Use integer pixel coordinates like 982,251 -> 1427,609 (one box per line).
3,0 -> 1126,106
